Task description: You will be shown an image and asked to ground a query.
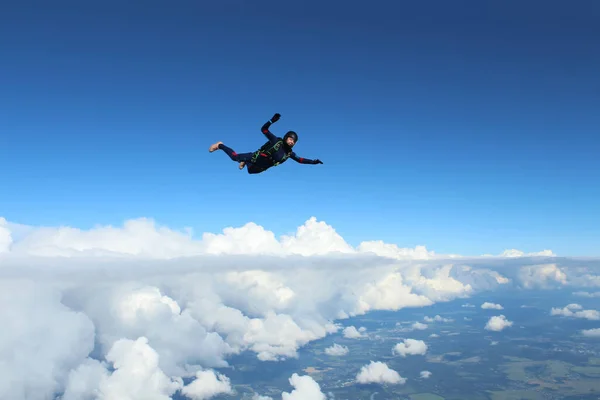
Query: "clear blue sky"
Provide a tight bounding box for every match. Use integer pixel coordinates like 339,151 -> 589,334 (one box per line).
1,0 -> 599,256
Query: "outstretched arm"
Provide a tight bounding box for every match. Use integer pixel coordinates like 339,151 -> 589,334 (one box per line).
260,113 -> 281,144
290,152 -> 323,165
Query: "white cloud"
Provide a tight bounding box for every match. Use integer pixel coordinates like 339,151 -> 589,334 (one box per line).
424,315 -> 453,322
429,333 -> 440,338
484,315 -> 513,331
582,328 -> 600,338
405,264 -> 474,302
281,374 -> 327,400
550,304 -> 600,320
517,264 -> 568,288
392,339 -> 428,357
500,249 -> 555,257
353,271 -> 434,315
253,395 -> 274,400
252,374 -> 326,400
395,321 -> 428,332
462,303 -> 475,308
356,241 -> 438,260
481,302 -> 504,310
342,326 -> 366,339
573,291 -> 600,298
0,217 -> 13,254
61,337 -> 184,400
180,369 -> 234,400
0,281 -> 96,400
420,371 -> 432,379
0,215 -> 595,400
324,343 -> 349,356
412,322 -> 428,330
355,361 -> 406,385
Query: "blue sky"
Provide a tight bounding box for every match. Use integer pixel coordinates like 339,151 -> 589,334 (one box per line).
1,0 -> 599,256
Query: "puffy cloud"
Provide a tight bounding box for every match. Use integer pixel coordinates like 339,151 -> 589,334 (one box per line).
353,271 -> 434,315
66,284 -> 234,376
251,375 -> 327,400
239,311 -> 338,361
395,320 -> 429,332
420,371 -> 432,379
481,302 -> 504,310
8,218 -> 202,258
61,337 -> 184,400
424,315 -> 453,322
0,215 -> 595,400
404,264 -> 474,302
517,264 -> 568,288
355,361 -> 406,385
550,304 -> 600,320
484,315 -> 513,331
342,326 -> 366,339
412,322 -> 428,330
392,339 -> 428,357
500,249 -> 555,257
451,265 -> 511,291
324,343 -> 349,356
281,374 -> 327,400
0,281 -> 96,400
180,369 -> 234,400
253,395 -> 274,400
356,241 -> 438,260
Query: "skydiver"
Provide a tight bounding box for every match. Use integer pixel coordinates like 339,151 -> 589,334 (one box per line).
208,113 -> 323,174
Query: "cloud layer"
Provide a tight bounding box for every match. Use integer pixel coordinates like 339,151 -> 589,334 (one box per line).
0,215 -> 598,399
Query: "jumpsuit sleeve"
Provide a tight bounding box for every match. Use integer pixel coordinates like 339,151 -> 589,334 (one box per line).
260,119 -> 280,144
290,152 -> 320,164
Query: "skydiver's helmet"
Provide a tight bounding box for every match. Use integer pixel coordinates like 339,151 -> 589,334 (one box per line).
283,131 -> 298,148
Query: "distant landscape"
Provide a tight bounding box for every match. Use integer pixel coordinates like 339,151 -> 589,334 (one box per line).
214,289 -> 600,400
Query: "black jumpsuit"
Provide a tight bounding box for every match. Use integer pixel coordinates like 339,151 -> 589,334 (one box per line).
217,119 -> 322,174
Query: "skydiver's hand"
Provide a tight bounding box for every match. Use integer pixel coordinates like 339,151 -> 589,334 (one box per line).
271,113 -> 281,122
314,159 -> 323,164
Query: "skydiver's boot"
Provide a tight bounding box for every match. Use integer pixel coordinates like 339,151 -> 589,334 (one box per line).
239,161 -> 246,170
209,141 -> 223,152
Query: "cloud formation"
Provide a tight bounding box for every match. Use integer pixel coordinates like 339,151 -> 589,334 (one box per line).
550,304 -> 600,320
412,322 -> 428,330
424,315 -> 453,323
255,374 -> 327,400
0,215 -> 597,399
481,302 -> 504,310
324,344 -> 349,356
281,374 -> 327,400
355,361 -> 406,385
484,315 -> 513,331
392,339 -> 428,357
342,326 -> 367,338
